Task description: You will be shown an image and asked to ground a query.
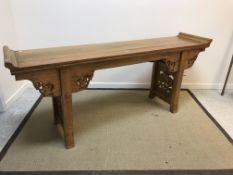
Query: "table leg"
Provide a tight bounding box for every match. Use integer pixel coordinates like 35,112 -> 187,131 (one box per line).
60,68 -> 75,149
61,93 -> 74,148
52,96 -> 62,125
149,61 -> 159,99
170,53 -> 186,113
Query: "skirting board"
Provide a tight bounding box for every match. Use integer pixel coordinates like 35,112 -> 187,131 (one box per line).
0,97 -> 6,112
89,82 -> 233,90
3,82 -> 33,110
2,81 -> 233,110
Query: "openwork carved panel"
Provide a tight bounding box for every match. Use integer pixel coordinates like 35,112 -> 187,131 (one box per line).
154,62 -> 175,102
33,81 -> 55,96
15,69 -> 61,97
72,72 -> 93,92
156,71 -> 174,97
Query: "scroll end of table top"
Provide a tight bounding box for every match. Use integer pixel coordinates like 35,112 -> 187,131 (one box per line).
178,32 -> 212,47
3,46 -> 18,71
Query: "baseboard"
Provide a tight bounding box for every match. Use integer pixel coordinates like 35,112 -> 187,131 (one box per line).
182,83 -> 233,89
1,81 -> 232,110
89,82 -> 150,89
4,82 -> 33,109
89,82 -> 233,90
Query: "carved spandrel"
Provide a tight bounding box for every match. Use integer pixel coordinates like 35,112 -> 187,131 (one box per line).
161,50 -> 203,72
15,69 -> 61,97
72,72 -> 94,92
185,49 -> 203,69
33,81 -> 55,96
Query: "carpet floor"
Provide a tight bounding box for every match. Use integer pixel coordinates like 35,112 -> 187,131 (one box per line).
0,90 -> 232,171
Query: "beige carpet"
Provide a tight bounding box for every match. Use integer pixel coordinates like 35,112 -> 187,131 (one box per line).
0,90 -> 233,171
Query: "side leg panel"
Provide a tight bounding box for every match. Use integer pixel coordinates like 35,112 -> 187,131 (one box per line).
149,52 -> 186,113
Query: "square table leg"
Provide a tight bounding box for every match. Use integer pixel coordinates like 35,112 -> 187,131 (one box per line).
149,61 -> 159,99
52,96 -> 62,125
170,53 -> 186,113
60,68 -> 75,149
61,93 -> 74,149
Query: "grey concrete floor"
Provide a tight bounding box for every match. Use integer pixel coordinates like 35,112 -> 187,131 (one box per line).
0,87 -> 40,151
0,89 -> 232,152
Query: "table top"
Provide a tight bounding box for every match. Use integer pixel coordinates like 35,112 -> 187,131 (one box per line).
4,32 -> 212,72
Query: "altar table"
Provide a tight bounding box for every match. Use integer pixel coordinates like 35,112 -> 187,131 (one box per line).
4,33 -> 212,148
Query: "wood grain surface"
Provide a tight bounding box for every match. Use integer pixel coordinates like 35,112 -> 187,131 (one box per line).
3,32 -> 212,149
4,33 -> 212,73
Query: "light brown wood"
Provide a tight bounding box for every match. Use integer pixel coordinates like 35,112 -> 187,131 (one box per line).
149,61 -> 159,99
170,52 -> 187,113
4,33 -> 211,73
3,32 -> 212,149
60,68 -> 74,148
15,69 -> 61,96
52,96 -> 62,125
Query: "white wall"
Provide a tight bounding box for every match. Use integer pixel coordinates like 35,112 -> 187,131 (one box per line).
0,0 -> 28,111
9,0 -> 233,89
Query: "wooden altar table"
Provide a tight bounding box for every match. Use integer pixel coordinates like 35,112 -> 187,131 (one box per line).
4,32 -> 212,148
